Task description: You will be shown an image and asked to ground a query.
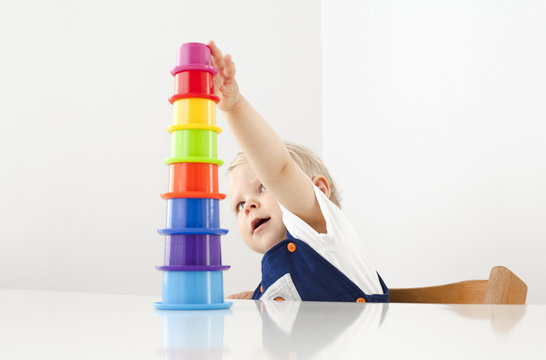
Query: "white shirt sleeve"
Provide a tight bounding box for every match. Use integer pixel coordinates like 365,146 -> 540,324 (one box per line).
278,183 -> 384,295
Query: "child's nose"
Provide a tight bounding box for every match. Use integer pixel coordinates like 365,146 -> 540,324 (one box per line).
244,200 -> 259,213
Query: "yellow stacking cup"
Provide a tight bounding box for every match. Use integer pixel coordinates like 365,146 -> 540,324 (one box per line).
171,98 -> 221,131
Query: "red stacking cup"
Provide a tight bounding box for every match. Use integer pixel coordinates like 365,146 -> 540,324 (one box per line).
161,163 -> 226,200
169,70 -> 220,104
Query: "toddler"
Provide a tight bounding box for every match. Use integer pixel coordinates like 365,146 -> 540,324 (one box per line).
209,41 -> 388,302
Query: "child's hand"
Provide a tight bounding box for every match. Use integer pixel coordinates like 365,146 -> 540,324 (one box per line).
208,41 -> 241,112
226,291 -> 254,300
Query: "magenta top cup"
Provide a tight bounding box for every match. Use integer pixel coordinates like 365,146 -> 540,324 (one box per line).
171,42 -> 218,76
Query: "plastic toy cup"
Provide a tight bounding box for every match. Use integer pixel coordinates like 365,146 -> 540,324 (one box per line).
171,129 -> 217,158
166,198 -> 220,229
170,71 -> 219,104
166,129 -> 223,165
161,162 -> 226,200
166,123 -> 222,134
157,271 -> 228,307
168,163 -> 219,194
163,234 -> 222,266
158,227 -> 228,236
157,265 -> 230,272
161,190 -> 225,200
171,43 -> 217,76
172,98 -> 216,127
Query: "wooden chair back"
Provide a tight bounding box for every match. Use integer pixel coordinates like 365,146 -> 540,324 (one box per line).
389,266 -> 527,304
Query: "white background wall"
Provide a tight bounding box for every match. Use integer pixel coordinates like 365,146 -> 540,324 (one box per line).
0,0 -> 322,297
322,0 -> 546,303
2,0 -> 544,304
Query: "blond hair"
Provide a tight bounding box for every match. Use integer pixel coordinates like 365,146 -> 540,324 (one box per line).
227,142 -> 342,208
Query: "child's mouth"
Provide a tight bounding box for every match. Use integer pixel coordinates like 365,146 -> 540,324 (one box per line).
252,217 -> 271,233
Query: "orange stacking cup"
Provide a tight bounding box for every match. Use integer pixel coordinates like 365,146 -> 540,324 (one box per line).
169,70 -> 219,104
161,163 -> 226,200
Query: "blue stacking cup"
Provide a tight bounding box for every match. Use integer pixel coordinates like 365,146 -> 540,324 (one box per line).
154,271 -> 232,310
166,198 -> 220,229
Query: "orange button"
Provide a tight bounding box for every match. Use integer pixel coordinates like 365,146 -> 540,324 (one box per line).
356,297 -> 366,303
260,285 -> 263,293
274,297 -> 286,301
287,242 -> 296,252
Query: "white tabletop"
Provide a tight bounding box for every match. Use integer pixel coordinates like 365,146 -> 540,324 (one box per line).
1,289 -> 544,359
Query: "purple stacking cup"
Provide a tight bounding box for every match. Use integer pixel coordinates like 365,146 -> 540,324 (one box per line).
163,234 -> 222,266
171,42 -> 217,76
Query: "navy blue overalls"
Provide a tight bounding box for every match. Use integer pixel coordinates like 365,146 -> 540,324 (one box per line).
252,232 -> 389,302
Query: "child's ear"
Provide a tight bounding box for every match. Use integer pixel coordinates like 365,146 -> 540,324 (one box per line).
312,175 -> 331,199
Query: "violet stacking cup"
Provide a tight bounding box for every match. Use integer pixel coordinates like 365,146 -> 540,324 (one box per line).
163,234 -> 222,266
171,43 -> 217,76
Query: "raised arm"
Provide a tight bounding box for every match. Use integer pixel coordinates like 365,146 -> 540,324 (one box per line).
208,41 -> 326,232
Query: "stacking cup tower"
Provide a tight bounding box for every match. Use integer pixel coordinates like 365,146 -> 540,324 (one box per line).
154,42 -> 232,310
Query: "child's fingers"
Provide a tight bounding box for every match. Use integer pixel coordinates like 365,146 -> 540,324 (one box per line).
223,54 -> 236,79
212,73 -> 221,95
226,291 -> 253,299
208,40 -> 226,73
207,41 -> 239,102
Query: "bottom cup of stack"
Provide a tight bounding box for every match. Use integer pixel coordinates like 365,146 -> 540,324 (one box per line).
154,269 -> 232,310
158,271 -> 226,307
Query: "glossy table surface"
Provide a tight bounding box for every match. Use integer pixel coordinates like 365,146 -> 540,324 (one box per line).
1,289 -> 545,359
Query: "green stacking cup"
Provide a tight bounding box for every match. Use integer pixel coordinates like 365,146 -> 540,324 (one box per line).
165,129 -> 224,165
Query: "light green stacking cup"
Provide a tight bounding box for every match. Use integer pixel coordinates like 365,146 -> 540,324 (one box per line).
165,129 -> 224,165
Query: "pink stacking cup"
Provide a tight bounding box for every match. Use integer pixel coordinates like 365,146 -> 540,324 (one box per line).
171,43 -> 217,76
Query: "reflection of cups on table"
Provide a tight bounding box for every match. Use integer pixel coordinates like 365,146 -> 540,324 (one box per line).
155,308 -> 231,359
170,71 -> 219,103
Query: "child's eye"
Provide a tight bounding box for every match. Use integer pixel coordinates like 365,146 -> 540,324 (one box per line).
259,184 -> 266,193
236,201 -> 245,212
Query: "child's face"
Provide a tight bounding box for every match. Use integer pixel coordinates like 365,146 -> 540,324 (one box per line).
228,163 -> 287,254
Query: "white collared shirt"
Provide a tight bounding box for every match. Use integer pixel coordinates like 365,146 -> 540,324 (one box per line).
278,183 -> 384,295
